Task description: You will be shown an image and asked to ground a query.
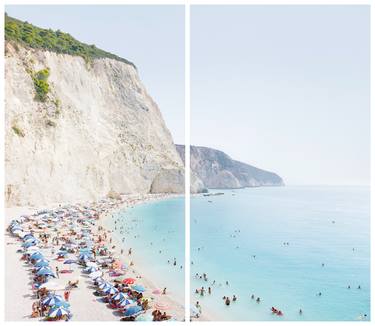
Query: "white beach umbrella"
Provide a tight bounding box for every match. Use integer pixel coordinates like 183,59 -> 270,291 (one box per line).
89,271 -> 103,279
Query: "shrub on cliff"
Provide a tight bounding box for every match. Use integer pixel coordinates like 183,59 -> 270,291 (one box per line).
5,13 -> 136,68
32,68 -> 50,102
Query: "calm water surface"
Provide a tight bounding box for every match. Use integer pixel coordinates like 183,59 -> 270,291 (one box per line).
191,186 -> 370,321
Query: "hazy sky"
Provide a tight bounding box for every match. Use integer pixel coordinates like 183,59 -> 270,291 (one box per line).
5,5 -> 185,144
191,5 -> 370,186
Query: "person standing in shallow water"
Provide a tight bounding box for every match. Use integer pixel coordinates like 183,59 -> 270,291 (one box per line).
225,297 -> 231,306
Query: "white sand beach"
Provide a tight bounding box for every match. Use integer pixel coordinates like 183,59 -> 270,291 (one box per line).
5,194 -> 186,322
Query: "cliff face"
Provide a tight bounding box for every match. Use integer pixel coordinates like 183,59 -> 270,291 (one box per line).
5,42 -> 186,207
176,145 -> 284,189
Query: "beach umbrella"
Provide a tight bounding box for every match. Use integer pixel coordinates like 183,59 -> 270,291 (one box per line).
84,266 -> 97,273
36,269 -> 55,277
40,281 -> 63,291
12,229 -> 24,236
42,294 -> 64,306
154,301 -> 170,310
79,248 -> 92,253
24,237 -> 38,243
79,253 -> 91,261
85,262 -> 98,268
34,260 -> 49,267
36,265 -> 52,271
118,298 -> 135,307
30,252 -> 43,260
23,233 -> 34,240
89,271 -> 102,279
33,258 -> 49,264
103,286 -> 119,295
64,259 -> 77,264
22,241 -> 37,248
98,282 -> 112,290
52,301 -> 70,309
123,305 -> 142,317
48,306 -> 70,318
123,278 -> 136,285
131,285 -> 145,293
112,292 -> 129,301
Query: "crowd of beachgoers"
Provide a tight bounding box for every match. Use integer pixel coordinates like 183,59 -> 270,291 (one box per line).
6,194 -> 184,322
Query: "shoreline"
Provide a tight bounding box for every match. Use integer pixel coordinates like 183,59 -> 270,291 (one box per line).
97,193 -> 186,320
5,193 -> 186,321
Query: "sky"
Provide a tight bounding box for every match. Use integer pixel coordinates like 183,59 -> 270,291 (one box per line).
5,5 -> 185,144
191,5 -> 370,186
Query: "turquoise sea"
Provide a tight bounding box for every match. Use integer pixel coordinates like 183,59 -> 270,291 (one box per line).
108,197 -> 185,304
191,186 -> 370,321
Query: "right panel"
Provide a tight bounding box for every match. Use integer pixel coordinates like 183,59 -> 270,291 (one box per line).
190,5 -> 370,321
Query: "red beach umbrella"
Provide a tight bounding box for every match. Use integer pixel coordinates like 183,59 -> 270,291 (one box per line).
123,278 -> 136,285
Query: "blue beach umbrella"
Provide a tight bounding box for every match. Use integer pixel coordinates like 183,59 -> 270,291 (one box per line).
22,241 -> 37,248
79,248 -> 91,253
34,260 -> 49,267
112,292 -> 128,301
98,282 -> 111,290
24,237 -> 37,243
64,259 -> 77,264
79,253 -> 91,261
103,286 -> 119,295
131,285 -> 145,293
83,266 -> 97,273
48,306 -> 70,318
119,298 -> 135,307
124,305 -> 142,317
36,269 -> 55,277
53,301 -> 70,308
30,252 -> 43,260
23,234 -> 34,240
42,294 -> 64,306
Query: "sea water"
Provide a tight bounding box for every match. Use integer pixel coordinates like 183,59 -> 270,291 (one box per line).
108,197 -> 185,304
191,186 -> 370,321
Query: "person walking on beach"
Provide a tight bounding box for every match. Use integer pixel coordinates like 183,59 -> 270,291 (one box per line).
195,301 -> 202,314
64,290 -> 70,301
163,287 -> 167,295
56,266 -> 59,278
128,248 -> 132,255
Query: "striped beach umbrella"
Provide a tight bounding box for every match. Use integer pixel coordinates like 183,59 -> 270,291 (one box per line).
112,292 -> 128,301
98,282 -> 112,290
119,298 -> 135,307
103,286 -> 119,295
42,294 -> 64,306
48,306 -> 70,318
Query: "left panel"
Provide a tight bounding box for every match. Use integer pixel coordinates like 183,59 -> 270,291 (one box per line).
4,5 -> 185,322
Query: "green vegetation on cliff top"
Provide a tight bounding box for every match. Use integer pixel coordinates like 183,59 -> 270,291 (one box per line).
5,13 -> 136,69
